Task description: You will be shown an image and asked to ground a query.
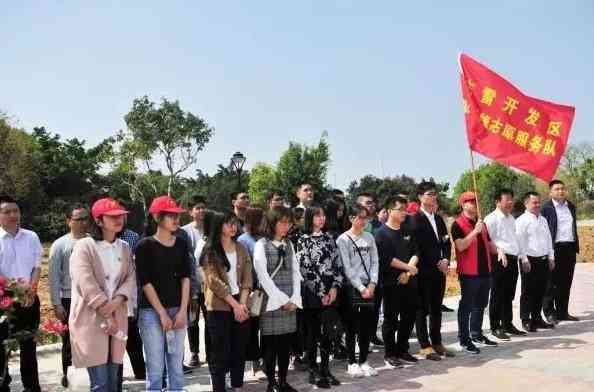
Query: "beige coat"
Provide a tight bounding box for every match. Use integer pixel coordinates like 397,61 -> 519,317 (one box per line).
68,237 -> 136,368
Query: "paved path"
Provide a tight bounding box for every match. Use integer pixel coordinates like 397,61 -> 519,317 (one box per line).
8,263 -> 594,391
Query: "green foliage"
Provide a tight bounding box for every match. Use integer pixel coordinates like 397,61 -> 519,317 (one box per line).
275,135 -> 331,205
248,163 -> 278,207
123,96 -> 214,195
453,162 -> 536,216
185,166 -> 251,212
0,119 -> 44,211
559,142 -> 594,206
347,174 -> 453,213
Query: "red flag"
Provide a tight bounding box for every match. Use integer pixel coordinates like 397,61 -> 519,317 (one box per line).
459,53 -> 575,182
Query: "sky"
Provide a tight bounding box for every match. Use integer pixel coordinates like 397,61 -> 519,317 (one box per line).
2,1 -> 593,190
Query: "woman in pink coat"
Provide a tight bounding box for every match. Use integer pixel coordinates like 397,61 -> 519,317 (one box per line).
69,198 -> 136,391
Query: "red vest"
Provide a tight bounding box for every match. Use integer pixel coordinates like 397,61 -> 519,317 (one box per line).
455,215 -> 492,276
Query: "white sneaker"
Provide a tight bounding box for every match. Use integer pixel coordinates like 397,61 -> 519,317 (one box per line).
347,363 -> 365,378
360,362 -> 378,377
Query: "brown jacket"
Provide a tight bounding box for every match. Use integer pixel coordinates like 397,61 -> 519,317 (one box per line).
68,238 -> 136,368
201,242 -> 252,311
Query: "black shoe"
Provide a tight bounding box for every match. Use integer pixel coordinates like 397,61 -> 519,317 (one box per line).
61,375 -> 69,388
326,371 -> 341,386
504,324 -> 527,336
183,364 -> 193,374
279,381 -> 298,392
491,329 -> 511,341
266,382 -> 281,392
293,356 -> 308,371
384,356 -> 404,368
535,319 -> 555,329
472,335 -> 498,346
371,336 -> 384,346
441,304 -> 455,312
522,320 -> 536,332
188,353 -> 201,368
460,340 -> 480,354
316,376 -> 331,389
545,314 -> 559,325
559,314 -> 580,322
397,352 -> 419,363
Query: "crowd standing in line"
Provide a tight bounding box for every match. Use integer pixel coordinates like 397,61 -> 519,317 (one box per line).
0,177 -> 582,391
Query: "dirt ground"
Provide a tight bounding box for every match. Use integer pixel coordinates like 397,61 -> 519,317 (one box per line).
36,226 -> 593,336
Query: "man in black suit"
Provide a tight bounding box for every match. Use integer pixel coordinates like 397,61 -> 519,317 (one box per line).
412,182 -> 454,360
541,179 -> 580,323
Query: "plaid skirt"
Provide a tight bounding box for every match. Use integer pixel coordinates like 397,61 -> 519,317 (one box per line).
260,308 -> 297,336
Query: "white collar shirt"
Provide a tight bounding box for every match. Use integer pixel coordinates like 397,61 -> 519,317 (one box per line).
0,227 -> 43,283
552,199 -> 575,243
484,209 -> 520,256
94,239 -> 124,300
420,207 -> 439,240
515,211 -> 554,260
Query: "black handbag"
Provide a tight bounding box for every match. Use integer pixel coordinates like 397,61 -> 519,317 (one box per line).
346,235 -> 375,308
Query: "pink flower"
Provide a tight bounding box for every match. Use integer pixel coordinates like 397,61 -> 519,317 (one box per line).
0,296 -> 13,310
41,319 -> 69,334
0,276 -> 7,289
0,288 -> 4,297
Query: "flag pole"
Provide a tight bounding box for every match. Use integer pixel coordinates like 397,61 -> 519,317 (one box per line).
469,148 -> 483,220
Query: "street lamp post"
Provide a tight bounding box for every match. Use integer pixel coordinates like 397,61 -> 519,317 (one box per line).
230,151 -> 246,190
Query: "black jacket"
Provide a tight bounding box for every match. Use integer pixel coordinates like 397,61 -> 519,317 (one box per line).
541,199 -> 580,253
412,211 -> 452,276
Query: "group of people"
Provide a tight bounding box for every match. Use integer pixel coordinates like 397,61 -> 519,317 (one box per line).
0,178 -> 580,392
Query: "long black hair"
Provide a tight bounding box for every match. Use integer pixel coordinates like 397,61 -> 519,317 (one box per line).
303,205 -> 324,235
199,210 -> 236,271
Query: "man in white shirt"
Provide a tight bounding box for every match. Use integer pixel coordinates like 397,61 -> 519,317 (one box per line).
48,205 -> 89,388
182,195 -> 208,367
541,180 -> 580,323
0,195 -> 43,392
515,192 -> 555,333
484,189 -> 526,340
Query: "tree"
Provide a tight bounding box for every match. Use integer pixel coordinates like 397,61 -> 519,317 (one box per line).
275,134 -> 331,205
347,174 -> 453,213
122,96 -> 214,195
453,162 -> 536,216
248,163 -> 278,207
559,142 -> 594,202
185,165 -> 251,212
0,118 -> 43,212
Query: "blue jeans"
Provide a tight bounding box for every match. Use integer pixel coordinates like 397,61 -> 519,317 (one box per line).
87,361 -> 120,392
138,307 -> 186,391
458,276 -> 491,343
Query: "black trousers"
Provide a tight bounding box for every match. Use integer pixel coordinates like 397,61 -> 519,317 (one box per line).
60,298 -> 72,374
371,284 -> 383,341
489,255 -> 519,330
303,309 -> 332,369
207,311 -> 250,391
246,317 -> 261,361
290,309 -> 305,358
520,256 -> 550,322
382,280 -> 418,357
126,317 -> 146,378
543,242 -> 577,319
261,333 -> 292,385
415,272 -> 446,348
342,288 -> 375,365
0,296 -> 40,392
188,293 -> 210,359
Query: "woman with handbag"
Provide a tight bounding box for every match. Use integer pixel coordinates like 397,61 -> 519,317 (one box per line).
200,211 -> 252,392
253,207 -> 302,392
295,206 -> 343,388
237,207 -> 267,376
336,204 -> 380,378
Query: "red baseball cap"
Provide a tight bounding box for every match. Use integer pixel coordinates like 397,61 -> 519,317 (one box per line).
458,191 -> 477,206
148,196 -> 186,215
406,201 -> 420,215
91,198 -> 129,220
